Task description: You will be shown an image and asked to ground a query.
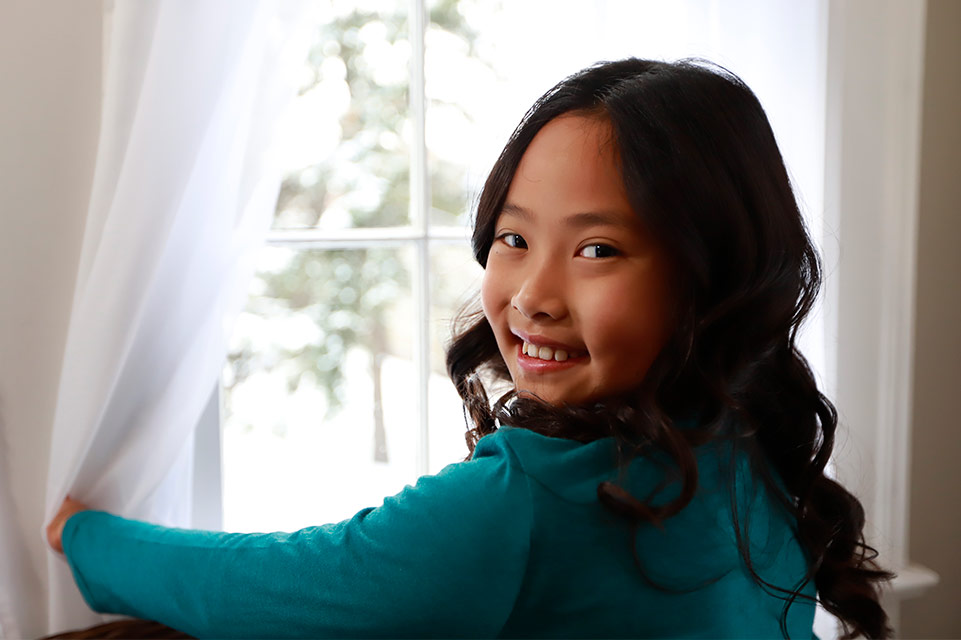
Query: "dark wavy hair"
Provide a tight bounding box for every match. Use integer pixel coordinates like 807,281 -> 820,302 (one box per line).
445,58 -> 892,639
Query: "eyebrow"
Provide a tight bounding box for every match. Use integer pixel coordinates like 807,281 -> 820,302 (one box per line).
500,202 -> 632,229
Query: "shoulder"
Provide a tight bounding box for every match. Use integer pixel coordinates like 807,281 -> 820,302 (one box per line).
477,427 -> 623,502
359,428 -> 536,537
482,425 -> 743,506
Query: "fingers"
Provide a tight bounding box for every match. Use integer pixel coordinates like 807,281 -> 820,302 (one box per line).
46,495 -> 91,554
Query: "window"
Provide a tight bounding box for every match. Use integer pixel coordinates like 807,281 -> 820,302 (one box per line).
215,0 -> 827,534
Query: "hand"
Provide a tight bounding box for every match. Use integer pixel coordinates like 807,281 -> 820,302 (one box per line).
46,496 -> 91,554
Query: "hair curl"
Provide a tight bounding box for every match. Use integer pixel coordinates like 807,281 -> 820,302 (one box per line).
446,58 -> 892,639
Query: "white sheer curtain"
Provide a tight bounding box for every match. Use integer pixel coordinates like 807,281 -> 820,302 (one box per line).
39,0 -> 309,633
0,446 -> 43,638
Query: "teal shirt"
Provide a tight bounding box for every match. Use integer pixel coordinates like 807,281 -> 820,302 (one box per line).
63,426 -> 816,638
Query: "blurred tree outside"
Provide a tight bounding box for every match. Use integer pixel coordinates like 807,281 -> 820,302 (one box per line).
224,0 -> 492,464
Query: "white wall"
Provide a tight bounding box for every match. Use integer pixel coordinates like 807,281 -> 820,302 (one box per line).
901,1 -> 961,637
0,1 -> 101,634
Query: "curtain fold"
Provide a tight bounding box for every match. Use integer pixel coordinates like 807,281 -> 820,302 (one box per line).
39,0 -> 309,633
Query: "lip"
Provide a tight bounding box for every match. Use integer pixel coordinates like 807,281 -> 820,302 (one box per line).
515,342 -> 587,373
510,330 -> 588,374
510,329 -> 584,353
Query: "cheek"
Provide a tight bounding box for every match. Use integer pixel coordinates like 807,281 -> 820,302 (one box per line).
479,270 -> 497,322
585,285 -> 672,364
481,251 -> 512,321
480,264 -> 508,330
480,265 -> 519,381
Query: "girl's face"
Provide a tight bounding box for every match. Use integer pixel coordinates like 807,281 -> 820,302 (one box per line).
481,114 -> 675,406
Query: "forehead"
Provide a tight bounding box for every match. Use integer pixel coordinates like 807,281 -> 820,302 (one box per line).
506,114 -> 633,220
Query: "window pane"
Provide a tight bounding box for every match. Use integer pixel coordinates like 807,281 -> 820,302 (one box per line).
273,0 -> 411,230
222,246 -> 419,532
427,242 -> 483,474
422,1 -> 493,228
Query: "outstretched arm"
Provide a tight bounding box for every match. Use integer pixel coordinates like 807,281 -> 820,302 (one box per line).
57,434 -> 533,639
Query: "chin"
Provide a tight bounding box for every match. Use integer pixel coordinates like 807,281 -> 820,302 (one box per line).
514,387 -> 590,407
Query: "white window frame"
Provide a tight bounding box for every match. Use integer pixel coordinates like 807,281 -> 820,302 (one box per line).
822,0 -> 938,631
191,3 -> 940,635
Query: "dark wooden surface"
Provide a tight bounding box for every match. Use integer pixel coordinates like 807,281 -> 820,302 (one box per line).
40,619 -> 193,639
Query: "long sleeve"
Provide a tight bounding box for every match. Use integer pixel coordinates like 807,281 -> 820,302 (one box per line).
61,434 -> 533,638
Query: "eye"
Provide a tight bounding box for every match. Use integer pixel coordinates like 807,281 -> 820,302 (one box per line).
497,233 -> 528,249
578,244 -> 619,258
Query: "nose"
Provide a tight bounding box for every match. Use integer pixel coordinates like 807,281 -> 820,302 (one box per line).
511,257 -> 568,321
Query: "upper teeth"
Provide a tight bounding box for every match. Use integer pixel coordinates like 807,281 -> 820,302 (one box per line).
523,341 -> 580,361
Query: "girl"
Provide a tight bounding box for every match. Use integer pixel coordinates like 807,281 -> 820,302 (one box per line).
48,58 -> 891,639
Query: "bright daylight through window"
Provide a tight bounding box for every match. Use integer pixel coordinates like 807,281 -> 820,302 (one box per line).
220,0 -> 826,534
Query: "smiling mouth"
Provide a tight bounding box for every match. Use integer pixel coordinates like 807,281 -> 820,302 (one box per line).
521,341 -> 587,362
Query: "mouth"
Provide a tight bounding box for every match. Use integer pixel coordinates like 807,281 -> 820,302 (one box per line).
510,331 -> 588,374
520,340 -> 587,362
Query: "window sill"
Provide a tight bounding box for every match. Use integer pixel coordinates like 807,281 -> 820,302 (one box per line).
889,563 -> 939,600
